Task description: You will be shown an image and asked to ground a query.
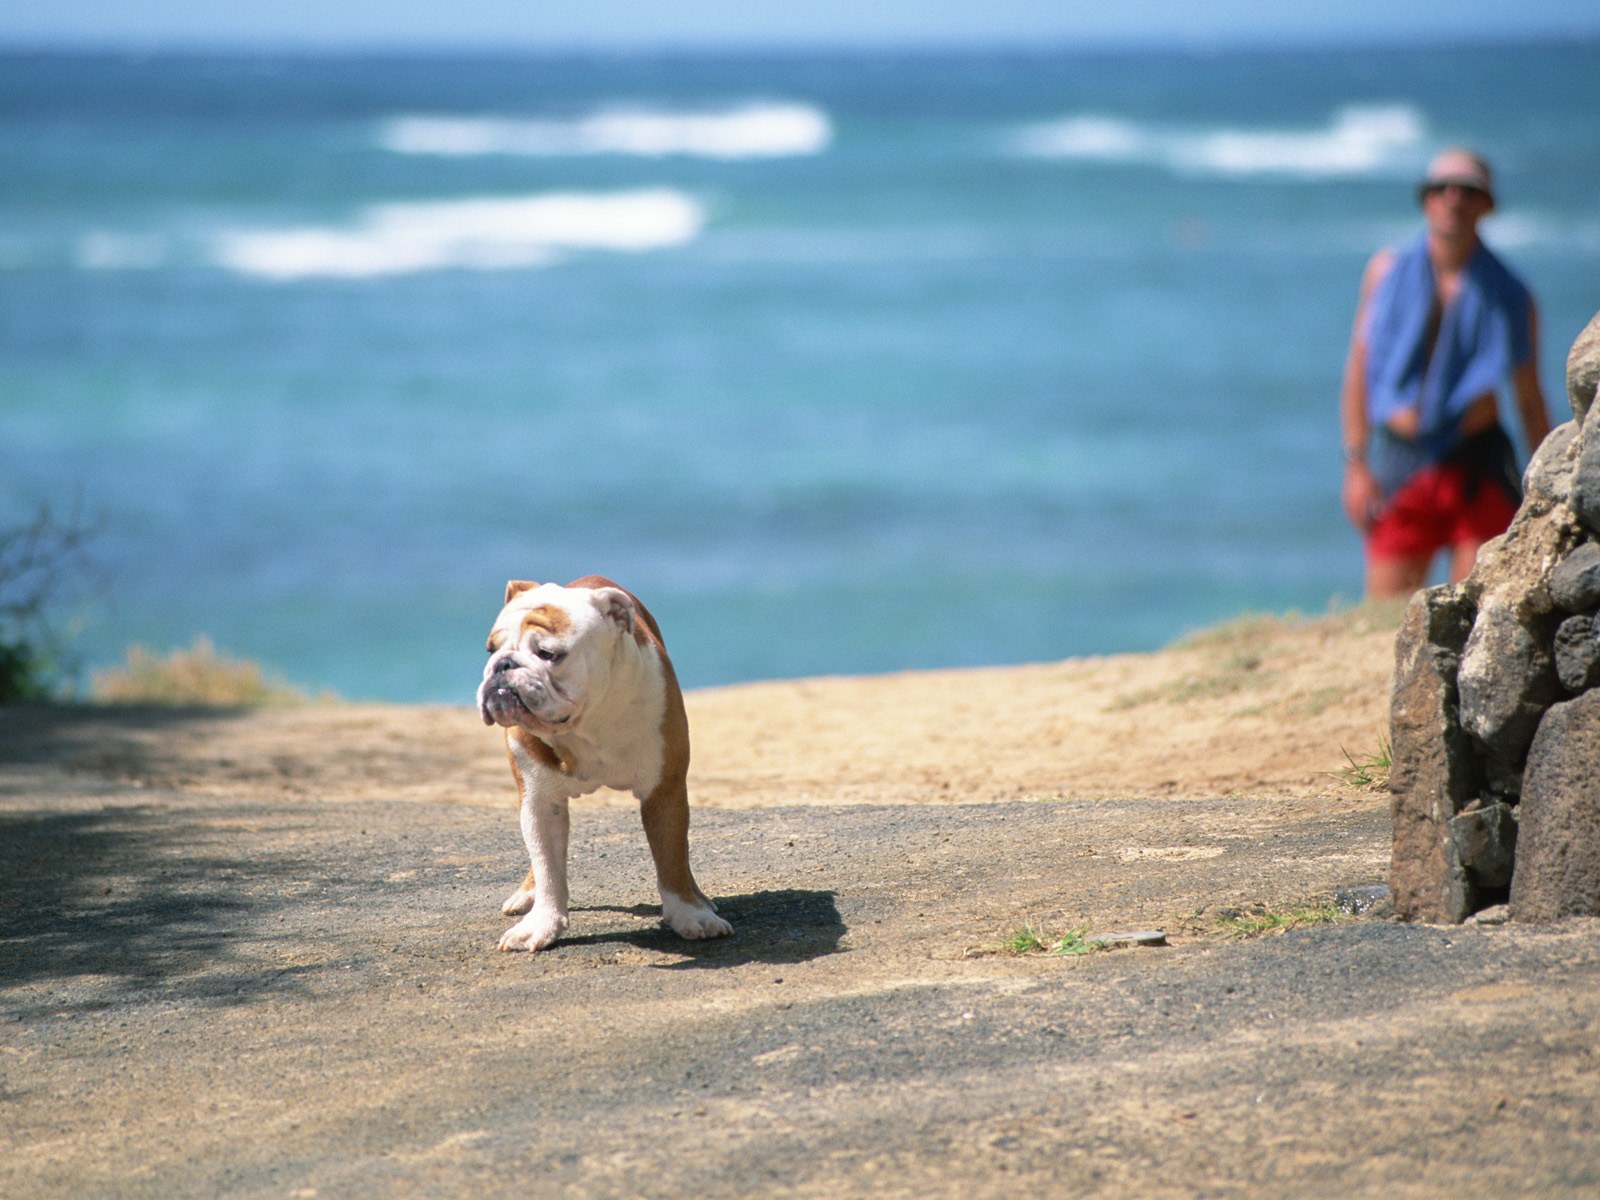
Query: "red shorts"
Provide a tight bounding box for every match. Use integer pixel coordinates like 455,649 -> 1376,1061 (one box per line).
1367,462 -> 1518,562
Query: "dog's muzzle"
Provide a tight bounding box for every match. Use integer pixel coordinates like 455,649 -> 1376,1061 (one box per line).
478,656 -> 569,730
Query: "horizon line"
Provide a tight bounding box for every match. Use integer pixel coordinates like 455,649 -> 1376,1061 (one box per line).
3,27 -> 1599,61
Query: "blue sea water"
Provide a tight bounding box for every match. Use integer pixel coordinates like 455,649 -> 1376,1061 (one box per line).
4,41 -> 1599,701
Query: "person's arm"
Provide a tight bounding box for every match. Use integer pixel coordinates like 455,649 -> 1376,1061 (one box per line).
1513,299 -> 1552,453
1341,252 -> 1392,532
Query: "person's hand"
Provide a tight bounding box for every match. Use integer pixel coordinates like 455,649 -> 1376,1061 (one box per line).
1342,461 -> 1383,533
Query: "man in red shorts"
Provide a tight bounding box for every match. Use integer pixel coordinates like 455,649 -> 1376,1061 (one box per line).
1340,147 -> 1551,597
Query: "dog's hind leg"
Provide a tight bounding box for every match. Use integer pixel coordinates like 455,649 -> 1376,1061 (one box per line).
640,778 -> 732,942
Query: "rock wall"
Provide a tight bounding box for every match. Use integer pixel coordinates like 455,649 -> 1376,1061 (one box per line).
1389,310 -> 1600,923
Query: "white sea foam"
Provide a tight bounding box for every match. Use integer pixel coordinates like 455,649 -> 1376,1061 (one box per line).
1481,211 -> 1600,255
210,189 -> 705,280
76,232 -> 170,270
1011,116 -> 1152,161
380,103 -> 832,160
1013,104 -> 1428,179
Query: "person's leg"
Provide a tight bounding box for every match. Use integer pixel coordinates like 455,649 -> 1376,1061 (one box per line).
1444,473 -> 1520,585
1367,554 -> 1432,597
1448,540 -> 1484,583
1365,463 -> 1452,598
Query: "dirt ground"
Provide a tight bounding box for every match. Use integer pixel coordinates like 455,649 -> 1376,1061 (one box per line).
4,606 -> 1599,1198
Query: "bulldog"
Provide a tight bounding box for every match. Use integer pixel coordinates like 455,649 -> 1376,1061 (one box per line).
477,575 -> 732,952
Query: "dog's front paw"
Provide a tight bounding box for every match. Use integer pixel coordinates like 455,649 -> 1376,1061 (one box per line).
501,887 -> 536,916
662,894 -> 733,941
498,908 -> 569,953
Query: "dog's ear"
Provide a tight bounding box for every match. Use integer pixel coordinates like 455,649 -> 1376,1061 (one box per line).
590,587 -> 636,635
504,580 -> 540,604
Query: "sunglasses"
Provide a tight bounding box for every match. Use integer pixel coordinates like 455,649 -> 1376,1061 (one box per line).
1421,181 -> 1491,202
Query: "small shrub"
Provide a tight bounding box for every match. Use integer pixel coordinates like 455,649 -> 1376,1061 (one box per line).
0,503 -> 98,703
0,638 -> 56,703
91,637 -> 315,707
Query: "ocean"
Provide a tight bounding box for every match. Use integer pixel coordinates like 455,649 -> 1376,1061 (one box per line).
4,41 -> 1598,701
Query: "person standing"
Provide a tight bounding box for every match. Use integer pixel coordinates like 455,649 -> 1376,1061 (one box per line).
1340,147 -> 1551,597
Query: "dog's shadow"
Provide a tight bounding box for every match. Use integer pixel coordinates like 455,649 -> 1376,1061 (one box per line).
565,888 -> 844,968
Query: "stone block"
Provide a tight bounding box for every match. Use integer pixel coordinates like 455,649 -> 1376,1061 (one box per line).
1566,308 -> 1600,425
1463,484 -> 1577,624
1510,690 -> 1600,921
1554,613 -> 1600,694
1388,586 -> 1482,923
1524,420 -> 1578,506
1447,801 -> 1517,893
1572,413 -> 1600,534
1550,541 -> 1600,612
1458,596 -> 1562,768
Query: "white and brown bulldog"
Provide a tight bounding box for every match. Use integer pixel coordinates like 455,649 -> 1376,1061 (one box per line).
477,575 -> 732,953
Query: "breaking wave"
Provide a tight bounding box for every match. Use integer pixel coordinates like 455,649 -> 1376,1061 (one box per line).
379,103 -> 832,160
209,189 -> 705,281
1012,104 -> 1428,179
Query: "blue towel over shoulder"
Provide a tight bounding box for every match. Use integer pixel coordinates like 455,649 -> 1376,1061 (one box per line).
1362,233 -> 1532,462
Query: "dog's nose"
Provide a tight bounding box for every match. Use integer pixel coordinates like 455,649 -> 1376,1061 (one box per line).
491,654 -> 520,675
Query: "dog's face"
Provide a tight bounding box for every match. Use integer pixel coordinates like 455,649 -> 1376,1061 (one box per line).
477,580 -> 636,732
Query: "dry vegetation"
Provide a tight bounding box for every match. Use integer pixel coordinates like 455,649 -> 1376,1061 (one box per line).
89,637 -> 322,707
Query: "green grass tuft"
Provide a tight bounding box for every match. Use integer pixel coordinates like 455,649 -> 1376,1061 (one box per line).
1334,738 -> 1392,790
1213,902 -> 1347,939
1000,922 -> 1107,957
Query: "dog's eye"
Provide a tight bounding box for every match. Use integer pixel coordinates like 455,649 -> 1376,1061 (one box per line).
535,648 -> 567,664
